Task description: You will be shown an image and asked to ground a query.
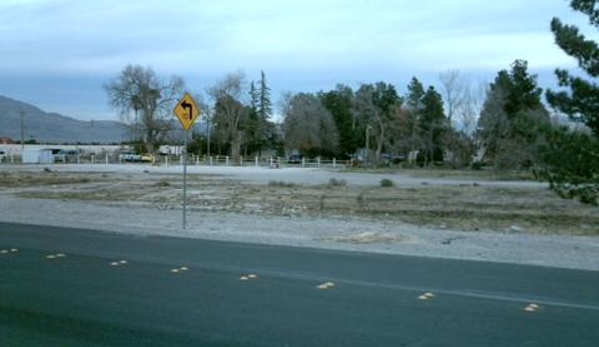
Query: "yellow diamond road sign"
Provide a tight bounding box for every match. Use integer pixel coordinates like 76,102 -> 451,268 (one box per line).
173,93 -> 200,130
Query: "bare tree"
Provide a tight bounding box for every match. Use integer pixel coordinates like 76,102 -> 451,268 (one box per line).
278,91 -> 294,119
459,79 -> 488,136
283,92 -> 339,155
439,70 -> 467,127
207,71 -> 249,164
105,64 -> 185,151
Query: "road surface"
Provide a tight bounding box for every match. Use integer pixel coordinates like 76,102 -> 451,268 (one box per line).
1,222 -> 597,346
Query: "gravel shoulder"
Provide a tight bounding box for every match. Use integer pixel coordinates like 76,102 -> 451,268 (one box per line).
1,164 -> 597,271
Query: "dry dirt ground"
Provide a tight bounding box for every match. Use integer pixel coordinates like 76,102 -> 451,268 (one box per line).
2,165 -> 596,235
1,164 -> 598,270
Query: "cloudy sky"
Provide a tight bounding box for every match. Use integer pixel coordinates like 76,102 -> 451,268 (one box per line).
0,0 -> 592,121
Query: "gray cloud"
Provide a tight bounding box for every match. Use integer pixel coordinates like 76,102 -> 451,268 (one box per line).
0,0 -> 590,120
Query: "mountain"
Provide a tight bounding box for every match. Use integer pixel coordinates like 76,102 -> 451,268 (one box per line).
0,95 -> 129,144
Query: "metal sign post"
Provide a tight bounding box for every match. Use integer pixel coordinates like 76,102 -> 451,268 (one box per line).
173,92 -> 200,230
182,130 -> 188,229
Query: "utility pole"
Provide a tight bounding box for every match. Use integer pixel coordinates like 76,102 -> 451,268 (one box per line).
206,108 -> 211,158
365,125 -> 372,164
19,109 -> 25,150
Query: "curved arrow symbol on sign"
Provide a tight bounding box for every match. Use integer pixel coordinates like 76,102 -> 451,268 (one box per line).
181,101 -> 193,120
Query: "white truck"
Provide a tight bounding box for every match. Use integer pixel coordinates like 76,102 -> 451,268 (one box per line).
119,151 -> 142,162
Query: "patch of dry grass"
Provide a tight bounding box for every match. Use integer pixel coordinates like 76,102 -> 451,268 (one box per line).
6,170 -> 598,235
321,232 -> 409,244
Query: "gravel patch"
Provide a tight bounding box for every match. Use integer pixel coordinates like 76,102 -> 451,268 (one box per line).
0,164 -> 597,271
0,195 -> 597,271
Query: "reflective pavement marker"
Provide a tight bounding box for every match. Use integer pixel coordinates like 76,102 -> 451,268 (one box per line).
317,281 -> 335,290
240,273 -> 259,281
418,292 -> 437,300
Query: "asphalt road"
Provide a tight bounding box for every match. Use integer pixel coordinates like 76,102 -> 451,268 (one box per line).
1,222 -> 598,346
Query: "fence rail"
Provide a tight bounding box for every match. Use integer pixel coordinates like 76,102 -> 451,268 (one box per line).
0,153 -> 351,169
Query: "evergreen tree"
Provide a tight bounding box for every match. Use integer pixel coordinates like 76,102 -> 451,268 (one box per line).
541,0 -> 599,205
355,82 -> 402,163
249,81 -> 259,112
547,0 -> 599,136
245,81 -> 261,155
405,78 -> 425,156
477,60 -> 549,169
258,71 -> 273,121
319,84 -> 360,158
419,86 -> 446,165
257,71 -> 274,155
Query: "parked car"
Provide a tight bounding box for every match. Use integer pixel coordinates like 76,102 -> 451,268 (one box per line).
53,149 -> 81,163
0,150 -> 6,162
287,154 -> 301,164
119,151 -> 142,162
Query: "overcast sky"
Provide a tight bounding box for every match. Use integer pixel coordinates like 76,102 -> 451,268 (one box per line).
0,0 -> 592,121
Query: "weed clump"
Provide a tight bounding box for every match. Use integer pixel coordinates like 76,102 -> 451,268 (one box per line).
157,179 -> 170,187
327,178 -> 348,188
268,180 -> 296,188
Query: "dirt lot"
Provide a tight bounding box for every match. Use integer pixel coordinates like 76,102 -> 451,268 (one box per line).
1,165 -> 597,235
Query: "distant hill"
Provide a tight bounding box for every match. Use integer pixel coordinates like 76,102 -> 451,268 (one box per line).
0,95 -> 129,144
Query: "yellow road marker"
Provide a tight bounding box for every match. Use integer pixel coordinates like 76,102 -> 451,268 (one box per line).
317,281 -> 335,290
240,273 -> 259,280
418,292 -> 437,300
524,303 -> 540,312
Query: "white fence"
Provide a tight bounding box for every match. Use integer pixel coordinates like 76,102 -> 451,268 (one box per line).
0,151 -> 350,169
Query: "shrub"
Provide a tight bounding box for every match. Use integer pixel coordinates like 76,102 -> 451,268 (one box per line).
380,178 -> 394,188
471,161 -> 483,170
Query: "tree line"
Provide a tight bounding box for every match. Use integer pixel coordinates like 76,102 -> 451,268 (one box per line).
104,0 -> 598,205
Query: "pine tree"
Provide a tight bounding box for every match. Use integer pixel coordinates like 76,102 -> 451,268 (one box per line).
547,1 -> 599,136
477,60 -> 549,169
541,0 -> 599,205
319,84 -> 359,158
249,81 -> 259,112
246,81 -> 261,155
405,78 -> 425,157
419,86 -> 446,165
258,71 -> 272,121
253,71 -> 274,155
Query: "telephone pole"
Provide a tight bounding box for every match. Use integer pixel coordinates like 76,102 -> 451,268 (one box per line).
19,109 -> 25,150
